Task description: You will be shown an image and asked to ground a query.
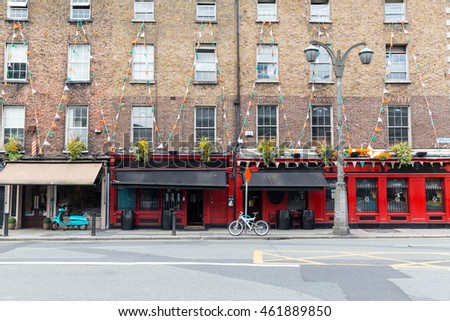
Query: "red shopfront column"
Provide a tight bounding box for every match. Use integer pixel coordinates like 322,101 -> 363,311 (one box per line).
347,177 -> 357,223
378,178 -> 388,223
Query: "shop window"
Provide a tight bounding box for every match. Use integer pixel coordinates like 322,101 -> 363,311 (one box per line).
356,179 -> 378,212
387,178 -> 408,212
325,178 -> 336,212
288,191 -> 306,211
426,179 -> 444,212
141,189 -> 160,210
118,188 -> 136,210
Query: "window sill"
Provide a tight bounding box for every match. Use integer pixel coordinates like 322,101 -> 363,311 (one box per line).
5,18 -> 30,22
309,80 -> 333,85
130,80 -> 156,84
68,19 -> 93,24
3,79 -> 28,84
309,20 -> 332,24
196,20 -> 217,24
385,80 -> 411,84
256,20 -> 279,23
193,81 -> 218,85
65,80 -> 92,84
132,19 -> 156,23
384,20 -> 408,24
255,79 -> 279,84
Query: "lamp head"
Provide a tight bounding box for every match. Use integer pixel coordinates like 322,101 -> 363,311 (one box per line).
359,46 -> 374,65
304,45 -> 320,63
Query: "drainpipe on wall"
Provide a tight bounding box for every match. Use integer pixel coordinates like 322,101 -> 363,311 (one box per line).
232,0 -> 241,221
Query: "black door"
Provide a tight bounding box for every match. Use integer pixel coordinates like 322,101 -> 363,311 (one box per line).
187,190 -> 204,225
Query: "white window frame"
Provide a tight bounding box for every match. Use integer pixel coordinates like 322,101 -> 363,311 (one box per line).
310,0 -> 330,22
257,0 -> 277,22
132,44 -> 155,82
385,0 -> 406,23
197,0 -> 216,22
67,44 -> 91,82
2,105 -> 25,150
194,45 -> 217,83
4,43 -> 28,82
7,0 -> 28,21
134,0 -> 154,21
310,46 -> 332,82
131,106 -> 153,147
387,106 -> 411,146
386,45 -> 408,82
256,44 -> 278,81
311,105 -> 333,146
256,105 -> 278,144
66,106 -> 89,148
70,0 -> 91,21
195,106 -> 216,143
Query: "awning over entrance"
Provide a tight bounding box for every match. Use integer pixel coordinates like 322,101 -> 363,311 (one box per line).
113,170 -> 227,189
0,163 -> 103,185
245,171 -> 327,190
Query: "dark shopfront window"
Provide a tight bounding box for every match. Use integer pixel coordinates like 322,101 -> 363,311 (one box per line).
58,185 -> 101,213
387,178 -> 409,213
356,178 -> 378,212
426,179 -> 444,212
141,189 -> 160,210
118,188 -> 136,210
325,178 -> 336,212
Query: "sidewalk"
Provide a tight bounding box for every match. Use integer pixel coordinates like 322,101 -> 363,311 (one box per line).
2,226 -> 450,241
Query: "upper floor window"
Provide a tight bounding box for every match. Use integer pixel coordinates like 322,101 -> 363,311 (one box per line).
388,106 -> 409,145
68,44 -> 90,82
197,0 -> 216,22
256,44 -> 278,81
2,105 -> 25,148
195,45 -> 217,83
257,0 -> 277,22
132,106 -> 153,146
386,45 -> 408,82
310,0 -> 330,22
385,0 -> 406,23
66,106 -> 88,148
4,43 -> 27,82
311,105 -> 332,146
195,107 -> 216,143
7,0 -> 28,20
257,105 -> 277,143
134,0 -> 154,21
132,44 -> 154,82
310,46 -> 331,82
70,0 -> 91,21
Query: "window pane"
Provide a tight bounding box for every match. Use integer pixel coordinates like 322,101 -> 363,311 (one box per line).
311,106 -> 331,145
132,45 -> 154,81
118,188 -> 136,210
195,49 -> 216,82
257,2 -> 277,21
3,106 -> 25,146
356,179 -> 378,212
134,0 -> 154,20
67,107 -> 88,146
387,178 -> 409,213
257,45 -> 278,80
426,179 -> 444,212
195,107 -> 215,142
141,189 -> 160,210
197,3 -> 216,21
388,106 -> 409,144
326,178 -> 336,212
132,106 -> 153,144
257,105 -> 277,142
68,45 -> 90,81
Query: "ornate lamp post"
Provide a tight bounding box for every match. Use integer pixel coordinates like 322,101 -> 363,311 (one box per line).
304,41 -> 373,236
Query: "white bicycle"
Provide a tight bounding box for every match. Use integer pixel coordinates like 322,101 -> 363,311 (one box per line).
228,211 -> 270,236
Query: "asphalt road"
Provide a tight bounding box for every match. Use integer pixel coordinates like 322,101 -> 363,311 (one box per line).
1,238 -> 449,301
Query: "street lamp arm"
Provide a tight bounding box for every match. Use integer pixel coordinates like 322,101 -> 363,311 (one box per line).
310,40 -> 337,66
341,42 -> 367,66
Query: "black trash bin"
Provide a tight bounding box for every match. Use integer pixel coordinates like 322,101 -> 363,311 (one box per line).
161,209 -> 172,230
278,210 -> 291,230
121,210 -> 134,230
302,210 -> 315,229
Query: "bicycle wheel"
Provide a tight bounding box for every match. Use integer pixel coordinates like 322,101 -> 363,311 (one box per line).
228,221 -> 244,236
254,220 -> 269,236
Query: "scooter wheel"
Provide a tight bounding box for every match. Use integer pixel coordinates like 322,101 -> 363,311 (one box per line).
50,222 -> 59,231
79,224 -> 88,230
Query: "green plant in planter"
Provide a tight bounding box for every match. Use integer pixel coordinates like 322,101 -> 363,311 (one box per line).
257,139 -> 276,167
316,144 -> 336,168
67,136 -> 87,161
392,141 -> 412,168
196,136 -> 212,163
132,138 -> 150,164
43,217 -> 51,224
8,216 -> 16,224
4,136 -> 23,161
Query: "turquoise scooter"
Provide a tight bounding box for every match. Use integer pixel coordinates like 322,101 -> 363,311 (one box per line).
51,206 -> 89,230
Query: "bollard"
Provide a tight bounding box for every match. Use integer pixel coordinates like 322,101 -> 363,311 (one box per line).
3,213 -> 9,237
91,212 -> 96,236
171,210 -> 176,236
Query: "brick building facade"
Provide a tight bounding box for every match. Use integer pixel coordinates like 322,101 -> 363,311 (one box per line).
0,1 -> 449,230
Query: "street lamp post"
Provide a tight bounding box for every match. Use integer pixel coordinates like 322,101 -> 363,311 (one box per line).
304,41 -> 373,236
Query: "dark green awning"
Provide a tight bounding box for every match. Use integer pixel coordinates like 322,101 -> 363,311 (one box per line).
244,171 -> 327,190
